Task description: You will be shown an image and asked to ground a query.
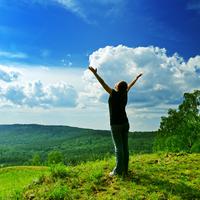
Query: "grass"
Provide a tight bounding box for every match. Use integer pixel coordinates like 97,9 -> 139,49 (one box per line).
22,153 -> 200,200
0,153 -> 199,199
0,166 -> 48,199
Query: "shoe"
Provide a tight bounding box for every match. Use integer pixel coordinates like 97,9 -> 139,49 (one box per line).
109,171 -> 116,177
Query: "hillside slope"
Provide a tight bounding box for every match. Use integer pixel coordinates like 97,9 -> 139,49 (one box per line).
1,153 -> 199,200
0,124 -> 155,166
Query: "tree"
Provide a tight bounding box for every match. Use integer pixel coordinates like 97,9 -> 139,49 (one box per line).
154,90 -> 200,152
31,153 -> 41,166
47,150 -> 64,165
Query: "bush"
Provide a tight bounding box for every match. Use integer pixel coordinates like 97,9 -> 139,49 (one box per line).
48,184 -> 72,200
50,164 -> 69,179
191,141 -> 200,153
165,135 -> 189,152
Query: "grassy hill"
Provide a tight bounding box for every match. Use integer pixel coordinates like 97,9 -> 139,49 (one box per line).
0,166 -> 48,199
0,124 -> 155,166
0,153 -> 199,199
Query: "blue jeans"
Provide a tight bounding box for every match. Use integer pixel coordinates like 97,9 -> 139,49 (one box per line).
111,122 -> 129,175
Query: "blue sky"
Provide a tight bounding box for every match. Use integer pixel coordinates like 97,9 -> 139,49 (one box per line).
0,0 -> 200,66
0,0 -> 200,130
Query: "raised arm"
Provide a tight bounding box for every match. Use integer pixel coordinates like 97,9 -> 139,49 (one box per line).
127,73 -> 143,92
88,66 -> 112,94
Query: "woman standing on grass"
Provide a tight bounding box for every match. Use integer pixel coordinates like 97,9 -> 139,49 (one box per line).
88,66 -> 142,176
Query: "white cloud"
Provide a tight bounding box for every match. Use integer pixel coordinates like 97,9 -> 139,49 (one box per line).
0,46 -> 199,131
83,45 -> 200,109
26,0 -> 124,23
0,50 -> 27,59
53,0 -> 87,20
0,66 -> 20,82
4,85 -> 26,106
0,81 -> 78,108
26,0 -> 87,20
0,65 -> 80,108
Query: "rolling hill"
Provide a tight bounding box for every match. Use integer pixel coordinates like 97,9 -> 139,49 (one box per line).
0,124 -> 155,166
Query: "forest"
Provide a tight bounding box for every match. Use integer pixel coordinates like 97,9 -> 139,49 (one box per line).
0,124 -> 155,166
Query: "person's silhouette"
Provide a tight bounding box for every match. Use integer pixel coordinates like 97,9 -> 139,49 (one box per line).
89,66 -> 142,176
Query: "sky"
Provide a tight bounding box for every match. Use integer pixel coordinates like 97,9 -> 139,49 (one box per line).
0,0 -> 200,131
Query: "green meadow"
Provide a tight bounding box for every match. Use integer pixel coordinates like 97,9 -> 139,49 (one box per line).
0,166 -> 48,199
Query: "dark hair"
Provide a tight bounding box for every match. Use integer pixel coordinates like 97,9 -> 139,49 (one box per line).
118,81 -> 128,93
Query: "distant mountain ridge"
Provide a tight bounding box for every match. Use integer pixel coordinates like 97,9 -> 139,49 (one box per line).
0,124 -> 155,166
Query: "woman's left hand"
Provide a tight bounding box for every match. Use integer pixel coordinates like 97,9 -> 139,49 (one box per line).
137,73 -> 143,79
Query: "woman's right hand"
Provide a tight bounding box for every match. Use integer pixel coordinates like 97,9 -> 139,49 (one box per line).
88,66 -> 97,74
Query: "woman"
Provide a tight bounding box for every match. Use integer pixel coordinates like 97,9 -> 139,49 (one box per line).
88,66 -> 142,176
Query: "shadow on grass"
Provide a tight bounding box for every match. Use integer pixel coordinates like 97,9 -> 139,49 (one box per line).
126,171 -> 200,199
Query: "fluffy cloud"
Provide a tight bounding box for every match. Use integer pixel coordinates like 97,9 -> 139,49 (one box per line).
83,45 -> 200,108
0,45 -> 199,130
0,80 -> 78,108
0,67 -> 20,82
4,85 -> 26,105
0,63 -> 82,109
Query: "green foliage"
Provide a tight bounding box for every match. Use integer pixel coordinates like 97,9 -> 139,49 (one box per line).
48,150 -> 64,165
31,153 -> 41,166
47,183 -> 72,200
154,90 -> 200,152
191,141 -> 200,153
50,164 -> 69,179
